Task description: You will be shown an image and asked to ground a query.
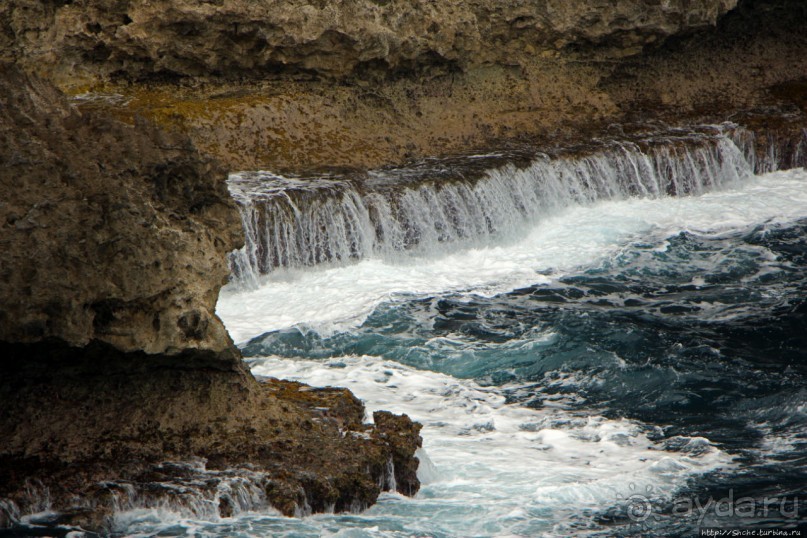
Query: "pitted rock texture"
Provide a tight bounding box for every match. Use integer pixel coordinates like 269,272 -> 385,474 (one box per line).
1,0 -> 736,83
0,341 -> 423,530
0,65 -> 423,530
84,0 -> 805,172
0,63 -> 240,355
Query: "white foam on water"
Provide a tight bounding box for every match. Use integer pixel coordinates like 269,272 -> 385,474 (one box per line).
243,355 -> 730,537
217,169 -> 807,344
179,168 -> 807,537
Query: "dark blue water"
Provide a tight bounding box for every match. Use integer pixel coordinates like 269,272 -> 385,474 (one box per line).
106,135 -> 807,537
243,218 -> 807,536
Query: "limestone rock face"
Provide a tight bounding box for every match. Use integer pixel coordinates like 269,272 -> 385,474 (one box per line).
2,0 -> 736,83
0,66 -> 423,527
0,342 -> 423,528
0,64 -> 241,356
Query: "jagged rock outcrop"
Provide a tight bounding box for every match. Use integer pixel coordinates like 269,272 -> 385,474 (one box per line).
68,0 -> 802,173
0,348 -> 423,529
0,64 -> 422,531
4,0 -> 805,173
3,0 -> 801,172
6,0 -> 805,532
2,0 -> 736,83
0,63 -> 239,356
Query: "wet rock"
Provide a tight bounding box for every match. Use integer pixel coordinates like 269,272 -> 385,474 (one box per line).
2,0 -> 805,529
0,343 -> 423,530
727,107 -> 807,173
0,65 -> 422,531
373,411 -> 423,496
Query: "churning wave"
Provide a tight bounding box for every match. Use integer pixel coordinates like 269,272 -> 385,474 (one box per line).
211,126 -> 807,537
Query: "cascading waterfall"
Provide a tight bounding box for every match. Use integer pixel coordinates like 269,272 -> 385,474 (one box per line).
729,123 -> 807,174
228,127 -> 759,287
104,463 -> 276,523
123,120 -> 807,536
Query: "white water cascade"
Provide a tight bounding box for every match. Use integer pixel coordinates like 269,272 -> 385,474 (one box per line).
228,128 -> 760,288
145,124 -> 807,538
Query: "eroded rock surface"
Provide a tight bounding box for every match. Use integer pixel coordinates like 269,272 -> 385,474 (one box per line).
5,0 -> 801,172
0,63 -> 239,356
2,0 -> 736,83
0,65 -> 422,531
0,345 -> 422,528
2,0 -> 806,530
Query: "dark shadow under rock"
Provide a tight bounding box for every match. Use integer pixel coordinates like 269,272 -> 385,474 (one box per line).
0,65 -> 422,533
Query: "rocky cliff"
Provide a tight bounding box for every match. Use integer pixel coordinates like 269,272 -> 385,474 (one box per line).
4,0 -> 802,172
2,0 -> 736,83
0,63 -> 239,356
0,64 -> 421,531
2,0 -> 807,532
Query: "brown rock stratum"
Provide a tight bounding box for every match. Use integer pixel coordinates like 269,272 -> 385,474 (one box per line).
0,64 -> 421,530
2,0 -> 807,532
0,63 -> 239,355
2,0 -> 737,82
4,0 -> 802,171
